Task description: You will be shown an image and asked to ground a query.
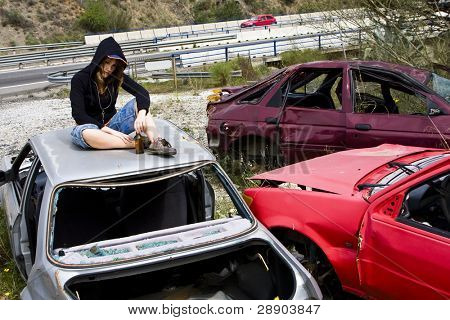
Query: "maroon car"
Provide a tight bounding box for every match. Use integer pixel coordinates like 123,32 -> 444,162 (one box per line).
206,61 -> 450,164
240,14 -> 277,28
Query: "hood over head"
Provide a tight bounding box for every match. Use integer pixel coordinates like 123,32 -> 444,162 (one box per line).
89,37 -> 127,76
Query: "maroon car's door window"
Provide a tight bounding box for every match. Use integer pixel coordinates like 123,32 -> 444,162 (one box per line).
346,68 -> 450,149
279,69 -> 346,162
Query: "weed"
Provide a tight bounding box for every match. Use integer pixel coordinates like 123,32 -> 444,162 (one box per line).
280,49 -> 326,67
0,208 -> 26,300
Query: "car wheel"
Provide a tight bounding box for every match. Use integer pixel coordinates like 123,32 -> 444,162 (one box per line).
273,230 -> 346,299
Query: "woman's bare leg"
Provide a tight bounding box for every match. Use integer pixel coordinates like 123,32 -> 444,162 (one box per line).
82,129 -> 134,149
144,114 -> 159,142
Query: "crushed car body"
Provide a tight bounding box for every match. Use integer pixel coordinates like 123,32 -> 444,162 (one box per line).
244,144 -> 450,299
0,119 -> 321,300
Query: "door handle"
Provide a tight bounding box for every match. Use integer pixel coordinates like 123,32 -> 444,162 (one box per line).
265,117 -> 278,124
355,124 -> 372,131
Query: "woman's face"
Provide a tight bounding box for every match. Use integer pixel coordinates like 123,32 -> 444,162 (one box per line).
100,58 -> 117,79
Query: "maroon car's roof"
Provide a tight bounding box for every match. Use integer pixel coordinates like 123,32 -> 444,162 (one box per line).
250,144 -> 432,195
294,60 -> 432,84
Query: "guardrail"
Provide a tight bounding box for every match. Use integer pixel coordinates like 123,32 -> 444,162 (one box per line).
150,70 -> 242,79
0,34 -> 236,69
85,8 -> 365,45
0,41 -> 84,54
48,29 -> 363,84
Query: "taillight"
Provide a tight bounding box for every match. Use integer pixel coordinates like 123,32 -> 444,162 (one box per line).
206,104 -> 216,117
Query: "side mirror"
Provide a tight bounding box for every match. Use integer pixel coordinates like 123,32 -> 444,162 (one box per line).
0,170 -> 13,187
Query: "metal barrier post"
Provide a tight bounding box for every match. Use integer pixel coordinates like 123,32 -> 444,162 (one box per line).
171,55 -> 178,92
318,35 -> 322,50
225,47 -> 229,61
273,41 -> 277,56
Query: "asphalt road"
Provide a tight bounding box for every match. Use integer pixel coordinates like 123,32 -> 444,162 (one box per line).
0,62 -> 90,97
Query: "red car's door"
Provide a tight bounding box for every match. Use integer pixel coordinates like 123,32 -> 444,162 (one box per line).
357,169 -> 450,299
278,67 -> 347,163
346,67 -> 450,149
255,16 -> 265,26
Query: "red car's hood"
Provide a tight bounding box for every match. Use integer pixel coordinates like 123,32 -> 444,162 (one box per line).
251,144 -> 432,195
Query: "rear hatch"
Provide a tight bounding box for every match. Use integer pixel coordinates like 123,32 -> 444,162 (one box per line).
65,239 -> 298,300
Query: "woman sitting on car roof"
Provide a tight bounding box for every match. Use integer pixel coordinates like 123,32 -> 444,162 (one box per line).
70,37 -> 174,154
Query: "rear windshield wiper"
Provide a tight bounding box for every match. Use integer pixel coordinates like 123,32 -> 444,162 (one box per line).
387,162 -> 420,175
357,183 -> 390,191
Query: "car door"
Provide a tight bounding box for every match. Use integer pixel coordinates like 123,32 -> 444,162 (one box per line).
346,67 -> 450,149
277,67 -> 347,163
356,169 -> 450,299
0,143 -> 45,278
255,16 -> 264,26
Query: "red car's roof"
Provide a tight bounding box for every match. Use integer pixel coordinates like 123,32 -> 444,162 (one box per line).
250,144 -> 435,195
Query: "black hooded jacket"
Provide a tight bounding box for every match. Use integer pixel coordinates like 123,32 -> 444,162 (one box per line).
70,37 -> 150,127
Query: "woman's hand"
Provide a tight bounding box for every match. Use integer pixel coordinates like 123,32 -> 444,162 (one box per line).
134,110 -> 147,135
101,126 -> 133,145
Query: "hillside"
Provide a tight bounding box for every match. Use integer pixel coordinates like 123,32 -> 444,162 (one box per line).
0,0 -> 347,47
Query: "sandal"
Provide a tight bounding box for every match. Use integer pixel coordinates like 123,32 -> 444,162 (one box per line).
147,137 -> 177,156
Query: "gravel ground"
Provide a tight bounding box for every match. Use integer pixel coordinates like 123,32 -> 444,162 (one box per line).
0,89 -> 211,158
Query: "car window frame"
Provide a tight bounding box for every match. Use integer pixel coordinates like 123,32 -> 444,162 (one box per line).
396,171 -> 450,239
350,67 -> 444,116
284,67 -> 345,112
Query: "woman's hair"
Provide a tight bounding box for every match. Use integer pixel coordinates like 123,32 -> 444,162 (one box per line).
94,58 -> 126,94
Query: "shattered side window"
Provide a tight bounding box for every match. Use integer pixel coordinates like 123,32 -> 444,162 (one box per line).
49,163 -> 252,265
431,73 -> 450,103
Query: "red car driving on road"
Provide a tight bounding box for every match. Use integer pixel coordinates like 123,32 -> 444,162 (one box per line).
243,144 -> 450,299
240,14 -> 277,28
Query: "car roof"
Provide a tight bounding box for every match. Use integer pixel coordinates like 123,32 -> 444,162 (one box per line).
291,60 -> 432,84
31,119 -> 215,186
250,144 -> 443,196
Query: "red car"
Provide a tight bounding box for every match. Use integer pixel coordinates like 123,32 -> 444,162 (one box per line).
240,14 -> 277,28
206,61 -> 450,164
243,144 -> 450,299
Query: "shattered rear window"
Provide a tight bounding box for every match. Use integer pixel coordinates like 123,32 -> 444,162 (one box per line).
49,163 -> 253,266
431,73 -> 450,103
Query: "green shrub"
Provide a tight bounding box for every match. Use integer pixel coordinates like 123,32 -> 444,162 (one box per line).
0,9 -> 33,29
78,0 -> 131,33
193,0 -> 244,24
280,49 -> 326,67
210,61 -> 234,86
214,0 -> 244,22
78,0 -> 109,32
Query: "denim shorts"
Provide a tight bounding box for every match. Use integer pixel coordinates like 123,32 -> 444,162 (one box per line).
71,98 -> 136,149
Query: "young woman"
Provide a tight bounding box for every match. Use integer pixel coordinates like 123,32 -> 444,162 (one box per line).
70,37 -> 162,150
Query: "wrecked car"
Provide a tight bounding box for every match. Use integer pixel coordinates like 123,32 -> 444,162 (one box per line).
0,119 -> 321,300
206,61 -> 450,164
243,144 -> 450,299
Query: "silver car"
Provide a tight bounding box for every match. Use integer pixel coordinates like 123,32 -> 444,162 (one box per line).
0,119 -> 321,300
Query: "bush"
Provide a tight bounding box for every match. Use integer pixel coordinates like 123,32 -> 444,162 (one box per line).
193,0 -> 244,24
210,61 -> 235,85
280,49 -> 326,66
214,0 -> 244,22
0,9 -> 33,29
78,1 -> 109,32
78,0 -> 131,33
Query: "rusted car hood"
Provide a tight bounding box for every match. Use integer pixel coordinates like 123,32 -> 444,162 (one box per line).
250,144 -> 431,195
